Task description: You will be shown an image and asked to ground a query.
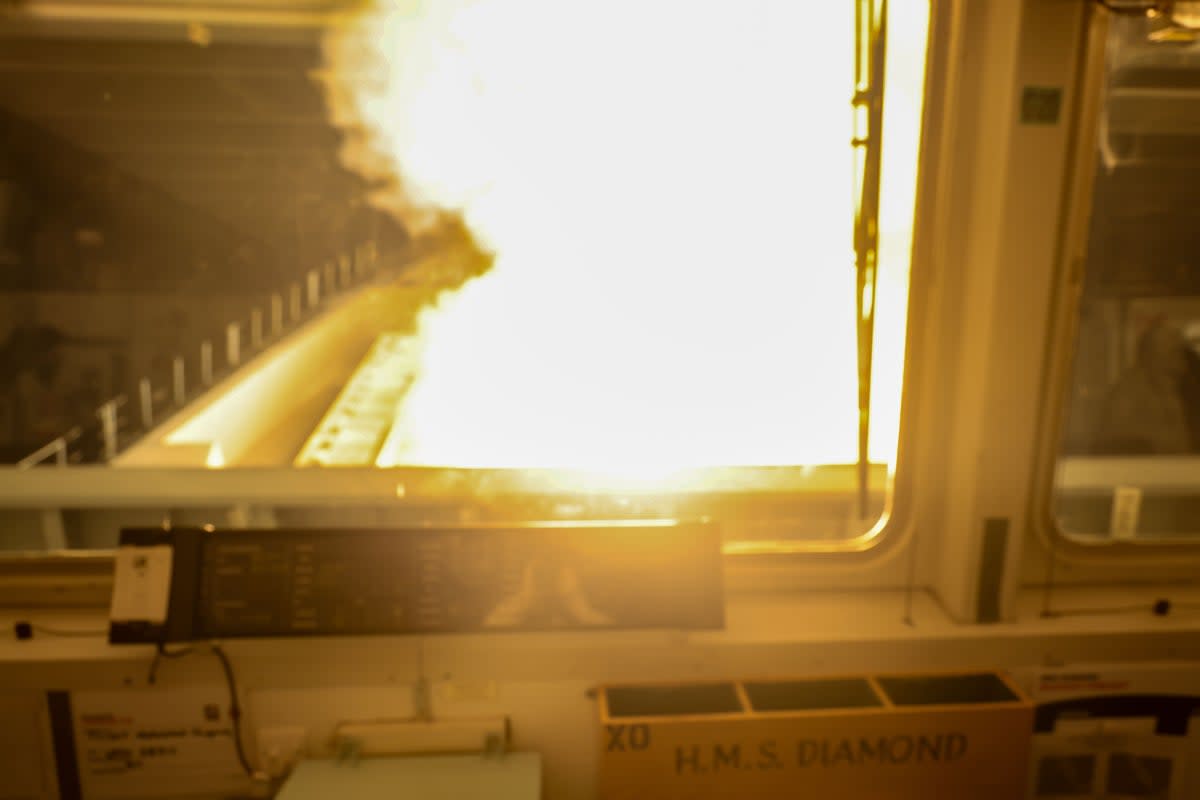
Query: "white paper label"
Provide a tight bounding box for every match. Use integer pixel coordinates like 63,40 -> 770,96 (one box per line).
1110,486 -> 1142,540
73,688 -> 248,799
110,545 -> 173,624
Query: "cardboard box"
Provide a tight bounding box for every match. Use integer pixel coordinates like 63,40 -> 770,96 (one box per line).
1026,662 -> 1200,799
597,671 -> 1032,799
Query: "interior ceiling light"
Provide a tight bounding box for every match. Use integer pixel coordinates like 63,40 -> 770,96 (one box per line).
1100,0 -> 1200,28
1165,0 -> 1200,26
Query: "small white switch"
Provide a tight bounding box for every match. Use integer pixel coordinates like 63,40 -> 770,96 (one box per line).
110,545 -> 173,623
1110,486 -> 1142,540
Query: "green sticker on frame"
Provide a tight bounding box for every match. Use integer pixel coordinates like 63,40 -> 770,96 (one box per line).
1021,86 -> 1062,125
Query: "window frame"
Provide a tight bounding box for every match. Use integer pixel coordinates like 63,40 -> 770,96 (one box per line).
0,0 -> 949,606
1032,2 -> 1200,562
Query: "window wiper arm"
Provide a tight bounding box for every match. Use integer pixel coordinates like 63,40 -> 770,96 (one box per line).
852,0 -> 888,519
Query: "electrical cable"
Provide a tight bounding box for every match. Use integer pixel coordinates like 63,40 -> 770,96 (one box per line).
30,624 -> 108,637
1042,598 -> 1197,618
1043,604 -> 1154,617
210,643 -> 256,779
143,640 -> 257,781
148,641 -> 194,685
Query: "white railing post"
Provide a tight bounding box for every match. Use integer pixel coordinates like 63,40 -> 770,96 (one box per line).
173,356 -> 186,406
226,322 -> 241,368
306,269 -> 320,309
139,378 -> 153,430
98,401 -> 118,461
272,293 -> 284,335
201,340 -> 214,386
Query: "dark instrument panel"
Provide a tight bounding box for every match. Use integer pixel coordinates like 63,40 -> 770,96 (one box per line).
109,522 -> 723,643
